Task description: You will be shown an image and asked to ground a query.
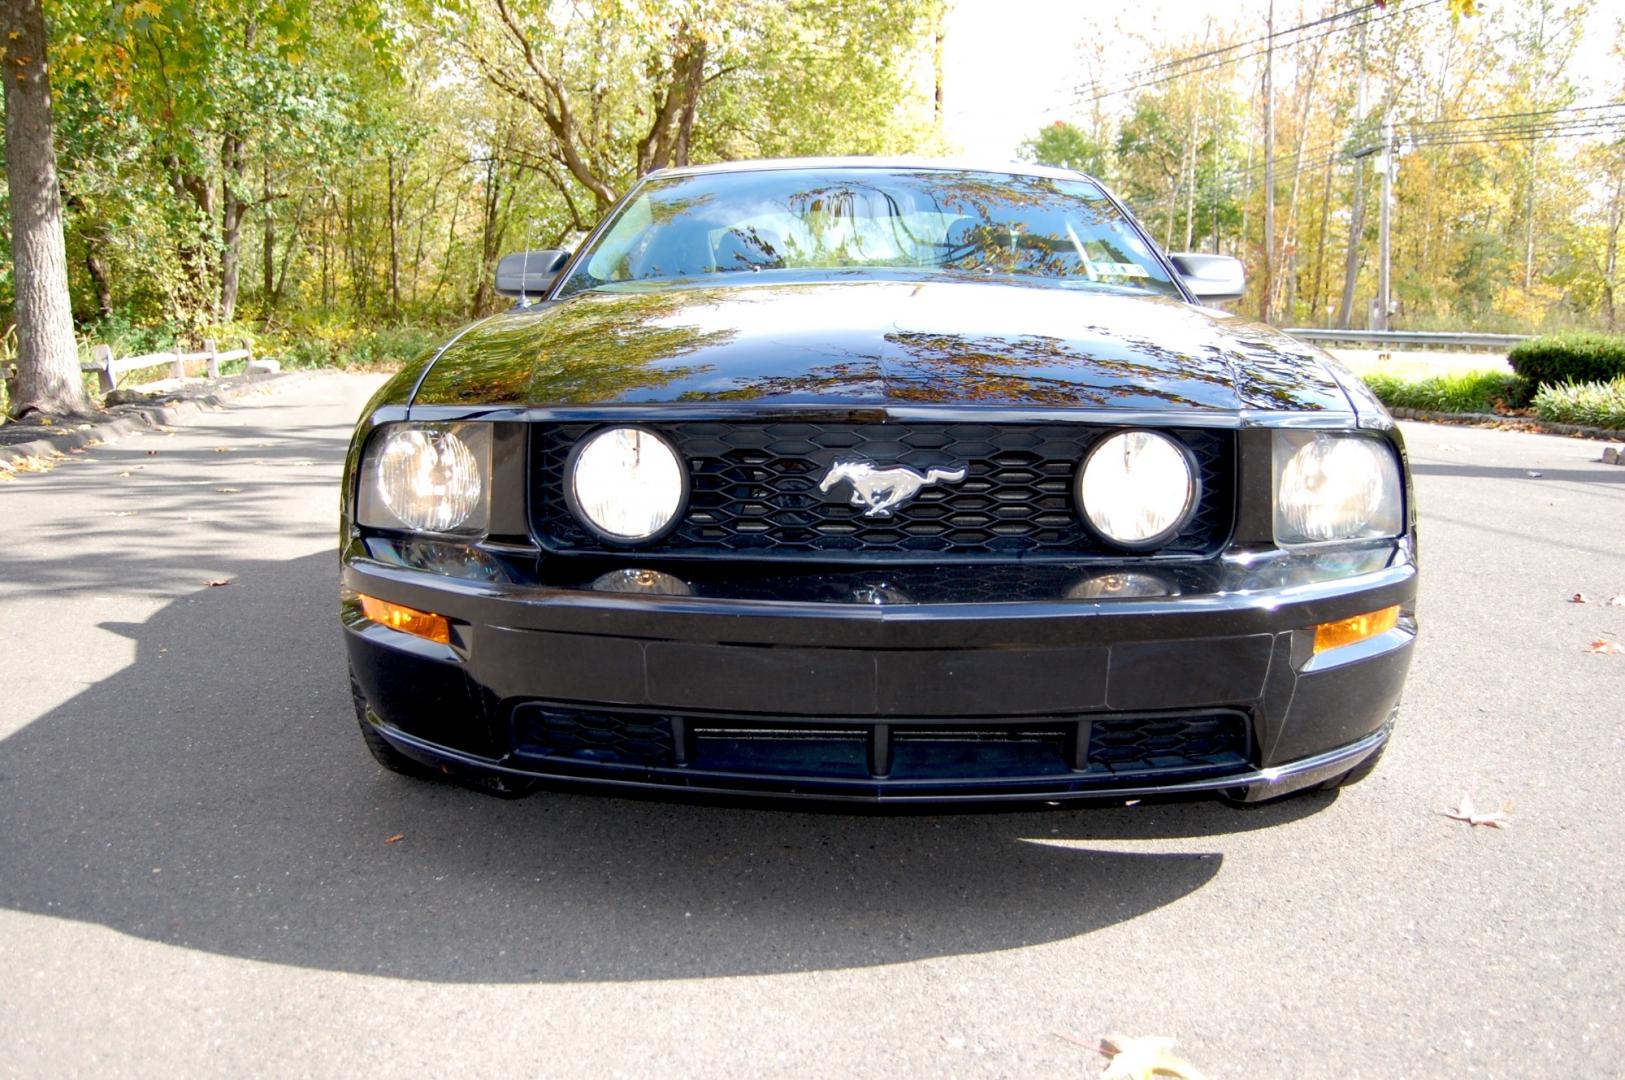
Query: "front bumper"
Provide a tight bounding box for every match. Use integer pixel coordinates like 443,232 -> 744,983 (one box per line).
341,540 -> 1417,805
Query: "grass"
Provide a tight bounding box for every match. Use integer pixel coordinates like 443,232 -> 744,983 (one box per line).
1531,377 -> 1625,430
1359,370 -> 1525,414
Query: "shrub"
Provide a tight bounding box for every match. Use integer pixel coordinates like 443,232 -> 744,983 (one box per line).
1359,370 -> 1524,414
1507,333 -> 1625,392
1531,377 -> 1625,430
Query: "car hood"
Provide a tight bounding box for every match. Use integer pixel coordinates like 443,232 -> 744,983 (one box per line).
410,279 -> 1354,414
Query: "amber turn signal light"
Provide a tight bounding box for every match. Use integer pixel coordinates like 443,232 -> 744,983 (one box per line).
1312,605 -> 1400,654
359,594 -> 452,645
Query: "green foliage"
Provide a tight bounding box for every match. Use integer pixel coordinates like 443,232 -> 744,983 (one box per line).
280,324 -> 445,370
1018,122 -> 1107,175
1359,370 -> 1526,413
38,0 -> 948,348
1508,334 -> 1625,391
1531,376 -> 1625,429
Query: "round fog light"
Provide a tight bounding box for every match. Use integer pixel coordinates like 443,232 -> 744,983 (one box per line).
1066,572 -> 1174,599
591,568 -> 692,596
569,427 -> 687,542
1077,430 -> 1197,548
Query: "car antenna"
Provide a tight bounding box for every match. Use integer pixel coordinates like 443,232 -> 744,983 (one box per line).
519,240 -> 532,309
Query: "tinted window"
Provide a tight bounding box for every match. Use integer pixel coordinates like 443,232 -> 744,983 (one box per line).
558,168 -> 1178,299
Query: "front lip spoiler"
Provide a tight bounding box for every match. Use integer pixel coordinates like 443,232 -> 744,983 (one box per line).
368,716 -> 1391,807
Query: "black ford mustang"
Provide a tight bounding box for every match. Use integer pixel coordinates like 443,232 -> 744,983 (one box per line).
340,158 -> 1417,806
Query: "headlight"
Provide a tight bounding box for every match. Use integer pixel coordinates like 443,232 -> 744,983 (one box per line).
568,427 -> 687,542
358,422 -> 491,535
1273,431 -> 1402,544
1077,430 -> 1197,548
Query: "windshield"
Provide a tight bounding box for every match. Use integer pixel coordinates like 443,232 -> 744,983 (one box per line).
556,167 -> 1181,299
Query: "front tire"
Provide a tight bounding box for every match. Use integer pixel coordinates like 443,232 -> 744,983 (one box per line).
350,668 -> 439,780
1319,745 -> 1386,791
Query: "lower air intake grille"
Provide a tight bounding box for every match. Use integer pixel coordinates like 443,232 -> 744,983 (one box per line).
509,704 -> 1250,781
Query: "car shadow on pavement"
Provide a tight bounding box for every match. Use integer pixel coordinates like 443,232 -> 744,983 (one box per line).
0,549 -> 1332,983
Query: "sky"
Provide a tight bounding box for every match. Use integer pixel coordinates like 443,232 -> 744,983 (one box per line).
936,0 -> 1623,162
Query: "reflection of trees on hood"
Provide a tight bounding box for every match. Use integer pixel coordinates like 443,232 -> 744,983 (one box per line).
679,327 -> 1239,409
677,359 -> 887,403
882,330 -> 1218,408
1220,332 -> 1346,411
416,291 -> 732,405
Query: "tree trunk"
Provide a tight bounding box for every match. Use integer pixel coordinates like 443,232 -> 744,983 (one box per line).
387,152 -> 401,315
1522,136 -> 1537,291
261,163 -> 275,306
1603,168 -> 1623,332
63,187 -> 114,320
271,199 -> 303,309
219,131 -> 246,321
636,29 -> 707,176
1259,0 -> 1275,324
472,156 -> 504,315
1183,104 -> 1198,252
84,244 -> 113,319
1308,151 -> 1334,325
1,0 -> 87,417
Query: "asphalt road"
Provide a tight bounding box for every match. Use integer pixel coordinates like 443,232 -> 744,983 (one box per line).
2,374 -> 1622,1078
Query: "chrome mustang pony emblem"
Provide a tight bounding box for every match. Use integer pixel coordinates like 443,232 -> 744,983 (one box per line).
818,460 -> 968,518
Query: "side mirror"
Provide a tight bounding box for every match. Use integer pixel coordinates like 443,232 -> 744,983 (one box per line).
1169,253 -> 1245,303
495,249 -> 571,299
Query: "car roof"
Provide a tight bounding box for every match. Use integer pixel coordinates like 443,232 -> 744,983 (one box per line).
647,156 -> 1101,185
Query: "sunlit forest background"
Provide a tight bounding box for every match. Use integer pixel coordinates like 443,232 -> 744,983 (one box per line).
3,0 -> 1622,366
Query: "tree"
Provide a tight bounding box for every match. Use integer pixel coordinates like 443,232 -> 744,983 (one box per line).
1017,121 -> 1108,176
1,0 -> 87,417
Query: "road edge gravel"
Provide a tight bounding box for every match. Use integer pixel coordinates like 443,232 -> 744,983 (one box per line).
0,371 -> 318,467
1387,405 -> 1623,441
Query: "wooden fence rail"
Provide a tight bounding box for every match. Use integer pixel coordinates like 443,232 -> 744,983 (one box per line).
82,338 -> 253,393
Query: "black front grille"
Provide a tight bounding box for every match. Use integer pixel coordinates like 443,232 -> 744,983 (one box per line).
533,421 -> 1233,561
509,703 -> 1251,783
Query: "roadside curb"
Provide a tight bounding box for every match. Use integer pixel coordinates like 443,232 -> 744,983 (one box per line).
0,371 -> 317,467
1388,406 -> 1624,441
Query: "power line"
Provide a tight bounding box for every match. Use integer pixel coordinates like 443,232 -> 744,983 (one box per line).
1406,101 -> 1625,127
1075,0 -> 1445,104
1098,1 -> 1383,90
1166,118 -> 1625,203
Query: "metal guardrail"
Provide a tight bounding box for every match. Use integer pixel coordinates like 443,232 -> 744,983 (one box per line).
1283,328 -> 1529,352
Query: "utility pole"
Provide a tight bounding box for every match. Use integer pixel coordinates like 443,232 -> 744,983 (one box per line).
1377,111 -> 1394,332
1260,0 -> 1275,324
1335,10 -> 1368,329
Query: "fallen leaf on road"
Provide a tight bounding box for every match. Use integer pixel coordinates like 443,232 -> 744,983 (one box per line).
384,833 -> 405,845
1569,593 -> 1591,604
1586,639 -> 1624,655
212,447 -> 231,453
1443,794 -> 1512,829
104,511 -> 136,517
215,487 -> 241,493
204,578 -> 232,587
1096,1034 -> 1207,1080
146,449 -> 158,456
1526,470 -> 1543,478
1608,596 -> 1625,607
